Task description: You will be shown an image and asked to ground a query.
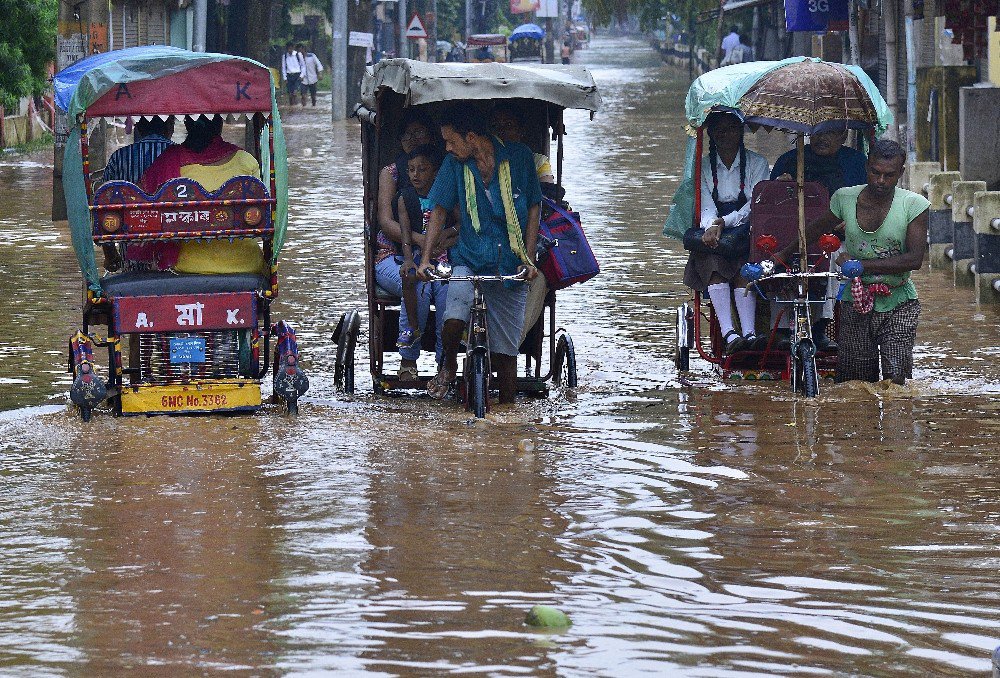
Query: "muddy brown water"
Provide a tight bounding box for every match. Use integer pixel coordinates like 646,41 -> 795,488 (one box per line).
2,37 -> 1000,676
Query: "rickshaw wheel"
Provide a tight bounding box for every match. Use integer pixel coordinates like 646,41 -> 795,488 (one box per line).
334,310 -> 361,394
553,333 -> 578,388
797,341 -> 819,398
468,352 -> 488,418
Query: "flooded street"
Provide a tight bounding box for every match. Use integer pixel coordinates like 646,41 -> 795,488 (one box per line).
3,36 -> 1000,676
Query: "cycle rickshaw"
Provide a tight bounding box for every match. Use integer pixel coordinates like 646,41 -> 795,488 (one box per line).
56,46 -> 308,419
666,58 -> 891,396
335,59 -> 601,415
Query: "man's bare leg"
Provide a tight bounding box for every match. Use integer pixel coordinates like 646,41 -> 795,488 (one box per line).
492,353 -> 517,404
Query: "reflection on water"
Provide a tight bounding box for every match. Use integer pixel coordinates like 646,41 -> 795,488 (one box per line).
1,37 -> 1000,676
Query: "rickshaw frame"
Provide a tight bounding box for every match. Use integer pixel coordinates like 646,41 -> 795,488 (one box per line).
337,59 -> 601,410
671,58 -> 890,396
55,46 -> 307,419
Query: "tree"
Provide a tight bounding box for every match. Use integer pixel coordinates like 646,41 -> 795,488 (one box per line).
0,0 -> 56,111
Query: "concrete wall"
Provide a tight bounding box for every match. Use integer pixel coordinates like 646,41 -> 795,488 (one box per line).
916,66 -> 977,171
959,85 -> 1000,190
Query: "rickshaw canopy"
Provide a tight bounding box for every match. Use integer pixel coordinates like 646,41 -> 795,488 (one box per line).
510,24 -> 545,40
665,57 -> 892,241
467,34 -> 508,46
360,58 -> 602,112
53,46 -> 288,294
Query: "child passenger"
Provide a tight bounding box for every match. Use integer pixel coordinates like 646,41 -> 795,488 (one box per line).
396,144 -> 455,350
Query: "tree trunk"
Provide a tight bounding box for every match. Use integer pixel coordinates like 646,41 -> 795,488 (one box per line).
348,0 -> 374,119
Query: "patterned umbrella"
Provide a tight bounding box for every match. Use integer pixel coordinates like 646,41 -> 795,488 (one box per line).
737,60 -> 880,135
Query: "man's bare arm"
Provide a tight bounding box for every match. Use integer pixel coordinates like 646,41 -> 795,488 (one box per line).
417,206 -> 449,279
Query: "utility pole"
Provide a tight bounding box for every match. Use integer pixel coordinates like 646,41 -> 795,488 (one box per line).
399,0 -> 408,57
465,0 -> 472,40
193,0 -> 208,52
332,0 -> 348,120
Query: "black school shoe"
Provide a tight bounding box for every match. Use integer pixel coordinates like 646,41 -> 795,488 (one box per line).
723,330 -> 745,355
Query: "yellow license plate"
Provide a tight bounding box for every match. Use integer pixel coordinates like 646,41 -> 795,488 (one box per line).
120,381 -> 262,415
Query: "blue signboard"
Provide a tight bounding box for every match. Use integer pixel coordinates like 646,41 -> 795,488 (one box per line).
785,0 -> 848,32
170,337 -> 207,363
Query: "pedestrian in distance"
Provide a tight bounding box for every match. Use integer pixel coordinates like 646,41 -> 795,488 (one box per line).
720,32 -> 753,65
719,25 -> 740,65
281,42 -> 305,106
560,40 -> 572,64
297,43 -> 324,107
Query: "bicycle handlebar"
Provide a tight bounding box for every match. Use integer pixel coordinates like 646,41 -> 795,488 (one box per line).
426,267 -> 528,283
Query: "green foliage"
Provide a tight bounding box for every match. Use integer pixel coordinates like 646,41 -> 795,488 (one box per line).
581,0 -> 728,49
4,130 -> 53,154
0,0 -> 57,110
437,0 -> 465,42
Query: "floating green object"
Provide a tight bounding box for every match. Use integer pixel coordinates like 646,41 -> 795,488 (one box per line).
525,605 -> 571,628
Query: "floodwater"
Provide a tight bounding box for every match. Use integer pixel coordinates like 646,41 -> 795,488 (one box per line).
2,37 -> 1000,677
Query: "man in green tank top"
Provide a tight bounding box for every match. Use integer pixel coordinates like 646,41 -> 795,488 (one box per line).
796,139 -> 930,384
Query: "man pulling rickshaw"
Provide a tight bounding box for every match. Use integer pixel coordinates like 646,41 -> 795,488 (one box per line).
416,102 -> 542,404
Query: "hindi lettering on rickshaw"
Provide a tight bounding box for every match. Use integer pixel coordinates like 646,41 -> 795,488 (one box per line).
337,58 -> 601,417
55,46 -> 308,419
665,57 -> 895,397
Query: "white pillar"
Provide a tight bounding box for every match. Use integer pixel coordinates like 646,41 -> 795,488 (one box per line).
192,0 -> 207,52
332,0 -> 348,120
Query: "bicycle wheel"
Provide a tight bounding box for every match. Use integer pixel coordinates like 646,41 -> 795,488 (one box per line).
797,340 -> 819,398
468,351 -> 489,418
553,333 -> 578,387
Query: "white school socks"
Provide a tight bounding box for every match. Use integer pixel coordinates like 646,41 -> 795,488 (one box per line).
707,282 -> 735,337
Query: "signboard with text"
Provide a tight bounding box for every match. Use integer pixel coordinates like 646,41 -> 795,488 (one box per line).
784,0 -> 848,32
511,0 -> 541,14
113,293 -> 257,334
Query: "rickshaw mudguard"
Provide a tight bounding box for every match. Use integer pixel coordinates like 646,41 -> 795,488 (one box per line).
69,331 -> 108,408
271,321 -> 309,402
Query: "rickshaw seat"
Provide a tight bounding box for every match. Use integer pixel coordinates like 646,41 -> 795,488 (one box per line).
748,180 -> 830,262
375,284 -> 400,303
100,270 -> 267,298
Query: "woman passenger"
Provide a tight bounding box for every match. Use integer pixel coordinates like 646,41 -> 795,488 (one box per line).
139,114 -> 265,274
374,110 -> 457,379
685,111 -> 770,354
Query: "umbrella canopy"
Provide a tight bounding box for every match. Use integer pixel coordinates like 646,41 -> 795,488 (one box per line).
510,23 -> 545,40
738,60 -> 880,135
684,57 -> 890,137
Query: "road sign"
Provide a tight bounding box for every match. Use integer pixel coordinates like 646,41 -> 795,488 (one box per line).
406,13 -> 428,39
349,31 -> 374,48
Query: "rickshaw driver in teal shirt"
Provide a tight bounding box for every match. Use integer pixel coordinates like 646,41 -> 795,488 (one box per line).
788,139 -> 929,385
417,102 -> 541,404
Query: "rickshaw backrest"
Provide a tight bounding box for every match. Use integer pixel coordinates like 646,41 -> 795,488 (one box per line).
91,175 -> 274,243
748,180 -> 829,262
